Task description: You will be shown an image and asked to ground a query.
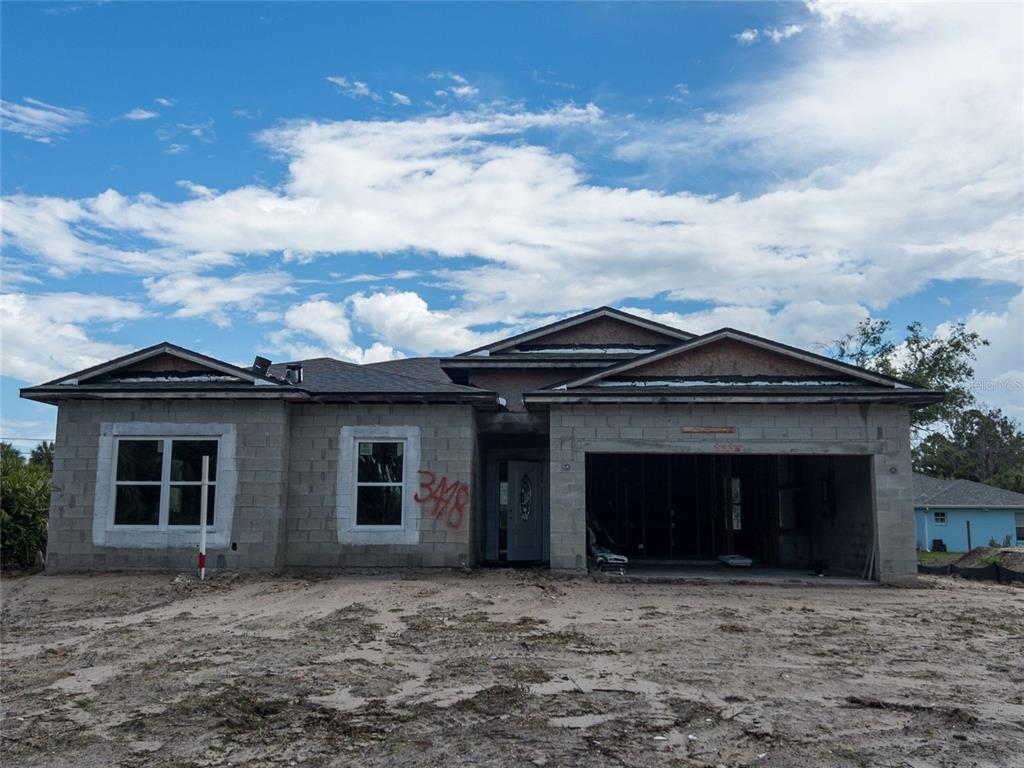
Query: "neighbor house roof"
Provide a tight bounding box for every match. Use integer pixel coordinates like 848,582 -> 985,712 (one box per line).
913,473 -> 1024,508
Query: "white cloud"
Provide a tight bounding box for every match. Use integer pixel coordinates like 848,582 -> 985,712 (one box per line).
0,5 -> 1020,390
155,97 -> 176,107
335,270 -> 420,284
349,291 -> 508,354
389,91 -> 412,106
621,301 -> 869,354
0,292 -> 143,382
667,83 -> 689,103
326,76 -> 382,102
0,193 -> 234,275
165,143 -> 188,154
734,28 -> 760,45
942,291 -> 1024,422
0,97 -> 88,143
429,72 -> 479,99
734,23 -> 802,46
143,271 -> 294,328
176,180 -> 219,198
124,108 -> 158,121
157,119 -> 215,145
765,24 -> 803,43
269,298 -> 398,363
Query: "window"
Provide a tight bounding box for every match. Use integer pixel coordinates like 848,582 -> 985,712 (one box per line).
355,441 -> 404,526
113,438 -> 217,528
337,425 -> 421,545
933,510 -> 947,525
730,477 -> 742,531
1016,512 -> 1024,544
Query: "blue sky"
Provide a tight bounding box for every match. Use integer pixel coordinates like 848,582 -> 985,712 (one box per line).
2,1 -> 1022,449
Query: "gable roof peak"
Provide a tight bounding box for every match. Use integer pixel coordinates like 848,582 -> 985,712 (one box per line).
457,306 -> 694,357
551,326 -> 928,391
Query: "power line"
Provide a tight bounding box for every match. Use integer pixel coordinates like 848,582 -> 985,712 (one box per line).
0,437 -> 55,442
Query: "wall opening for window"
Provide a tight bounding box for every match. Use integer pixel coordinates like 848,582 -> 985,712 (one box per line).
933,510 -> 947,525
1016,512 -> 1024,544
114,437 -> 217,528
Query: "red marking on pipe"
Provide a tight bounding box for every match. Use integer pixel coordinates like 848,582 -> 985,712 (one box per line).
198,552 -> 206,569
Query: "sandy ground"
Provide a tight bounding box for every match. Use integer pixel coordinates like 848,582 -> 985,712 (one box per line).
1,570 -> 1022,768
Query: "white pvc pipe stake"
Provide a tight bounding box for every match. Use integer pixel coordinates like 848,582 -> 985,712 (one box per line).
199,455 -> 209,581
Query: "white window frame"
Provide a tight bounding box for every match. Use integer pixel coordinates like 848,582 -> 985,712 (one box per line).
353,440 -> 405,530
111,437 -> 219,530
93,423 -> 237,549
337,426 -> 420,545
933,510 -> 947,525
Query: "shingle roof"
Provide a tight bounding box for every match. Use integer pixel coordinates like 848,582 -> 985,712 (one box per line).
267,357 -> 491,396
364,357 -> 459,386
913,473 -> 1024,508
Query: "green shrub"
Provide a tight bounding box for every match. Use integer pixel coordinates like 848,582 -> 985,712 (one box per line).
1,443 -> 51,569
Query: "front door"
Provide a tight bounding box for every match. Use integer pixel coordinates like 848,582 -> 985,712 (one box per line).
507,461 -> 544,562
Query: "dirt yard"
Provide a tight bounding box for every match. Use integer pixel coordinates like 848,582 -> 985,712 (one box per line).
2,570 -> 1022,768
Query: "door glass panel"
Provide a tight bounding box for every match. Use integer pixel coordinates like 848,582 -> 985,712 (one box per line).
519,475 -> 533,520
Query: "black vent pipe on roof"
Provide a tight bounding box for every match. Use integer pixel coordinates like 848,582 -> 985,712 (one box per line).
252,356 -> 272,377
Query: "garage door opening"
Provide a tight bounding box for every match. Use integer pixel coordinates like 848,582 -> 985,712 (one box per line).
585,453 -> 875,576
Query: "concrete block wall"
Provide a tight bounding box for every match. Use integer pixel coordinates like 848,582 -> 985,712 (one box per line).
284,404 -> 476,568
549,403 -> 917,583
46,399 -> 291,572
808,455 -> 876,576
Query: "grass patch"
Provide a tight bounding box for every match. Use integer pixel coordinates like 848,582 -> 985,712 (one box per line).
917,550 -> 961,565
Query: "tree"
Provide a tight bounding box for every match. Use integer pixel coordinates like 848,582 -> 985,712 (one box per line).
29,441 -> 55,472
833,318 -> 988,436
914,409 -> 1024,493
0,441 -> 51,569
0,442 -> 23,466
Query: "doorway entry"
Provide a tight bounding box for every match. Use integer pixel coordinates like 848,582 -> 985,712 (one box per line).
507,461 -> 545,561
481,434 -> 549,564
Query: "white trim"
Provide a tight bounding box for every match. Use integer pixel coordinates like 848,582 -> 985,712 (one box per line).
92,422 -> 237,549
337,426 -> 421,545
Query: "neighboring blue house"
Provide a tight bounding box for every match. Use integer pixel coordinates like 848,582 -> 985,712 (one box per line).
914,473 -> 1024,552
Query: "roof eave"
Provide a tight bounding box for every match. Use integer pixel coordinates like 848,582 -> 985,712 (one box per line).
522,390 -> 944,406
